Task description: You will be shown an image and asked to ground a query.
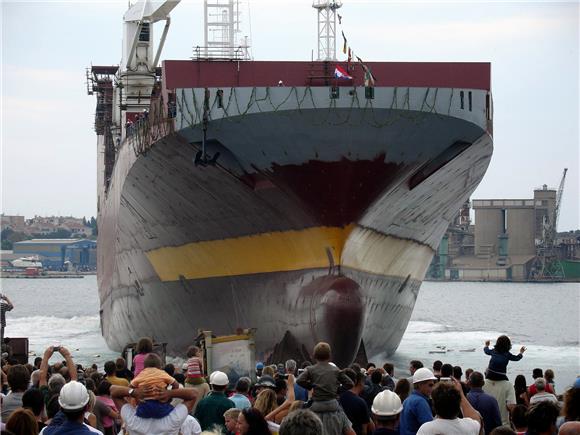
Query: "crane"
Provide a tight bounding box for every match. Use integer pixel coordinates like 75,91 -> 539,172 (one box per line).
533,168 -> 568,280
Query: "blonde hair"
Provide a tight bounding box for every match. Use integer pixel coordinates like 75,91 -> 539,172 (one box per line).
289,400 -> 304,413
254,388 -> 278,415
224,408 -> 241,420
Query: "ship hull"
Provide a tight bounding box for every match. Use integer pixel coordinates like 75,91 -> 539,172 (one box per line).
97,85 -> 493,365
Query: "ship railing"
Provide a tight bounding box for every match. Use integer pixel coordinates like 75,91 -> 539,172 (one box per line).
124,96 -> 175,157
192,45 -> 251,61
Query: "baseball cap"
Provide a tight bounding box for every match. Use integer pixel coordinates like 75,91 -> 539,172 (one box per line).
209,371 -> 229,386
573,377 -> 580,389
58,381 -> 90,410
256,362 -> 264,370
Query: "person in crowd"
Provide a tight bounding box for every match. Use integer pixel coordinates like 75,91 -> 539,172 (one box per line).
5,407 -> 39,435
466,371 -> 501,435
362,370 -> 384,411
543,369 -> 556,395
525,401 -> 559,435
23,387 -> 47,431
453,365 -> 469,394
482,338 -> 519,427
416,379 -> 482,435
440,363 -> 453,380
130,353 -> 179,418
194,371 -> 235,431
264,373 -> 296,424
483,336 -> 525,381
398,367 -> 436,435
254,389 -> 278,417
370,389 -> 403,435
95,381 -> 119,435
0,293 -> 14,345
114,357 -> 133,382
509,404 -> 527,435
381,363 -> 396,392
296,342 -> 354,413
286,359 -> 307,402
432,361 -> 442,379
527,368 -> 555,397
394,378 -> 411,404
230,377 -> 252,410
1,364 -> 30,420
224,407 -> 241,435
164,363 -> 176,377
110,383 -> 198,435
255,362 -> 264,378
185,345 -> 210,404
275,379 -> 289,406
465,368 -> 474,382
84,391 -> 98,430
513,375 -> 529,406
236,407 -> 271,435
43,380 -> 104,435
132,337 -> 153,377
279,409 -> 323,435
408,361 -> 424,382
104,360 -> 129,387
339,368 -> 373,435
560,378 -> 580,425
528,377 -> 557,405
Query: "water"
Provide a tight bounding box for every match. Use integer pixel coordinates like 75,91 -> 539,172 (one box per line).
2,277 -> 579,392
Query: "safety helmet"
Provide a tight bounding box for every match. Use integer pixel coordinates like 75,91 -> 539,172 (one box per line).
371,390 -> 403,416
412,367 -> 437,384
209,371 -> 229,386
58,381 -> 90,410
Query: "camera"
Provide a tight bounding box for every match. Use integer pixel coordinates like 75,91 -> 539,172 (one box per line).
53,346 -> 61,352
439,377 -> 452,383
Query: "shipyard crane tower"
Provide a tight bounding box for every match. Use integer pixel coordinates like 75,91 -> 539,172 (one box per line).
115,0 -> 180,132
313,0 -> 342,61
534,168 -> 568,279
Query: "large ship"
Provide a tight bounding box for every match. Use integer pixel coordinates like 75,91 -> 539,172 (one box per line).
88,0 -> 493,367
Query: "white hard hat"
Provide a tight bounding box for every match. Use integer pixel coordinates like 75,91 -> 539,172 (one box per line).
371,390 -> 403,416
58,381 -> 90,410
413,367 -> 437,384
209,371 -> 229,386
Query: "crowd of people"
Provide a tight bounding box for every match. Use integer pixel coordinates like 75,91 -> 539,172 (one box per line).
0,335 -> 579,435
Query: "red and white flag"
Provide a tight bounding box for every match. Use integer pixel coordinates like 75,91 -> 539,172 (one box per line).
334,65 -> 352,80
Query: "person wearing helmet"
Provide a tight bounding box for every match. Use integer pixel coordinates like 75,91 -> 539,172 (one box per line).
398,367 -> 436,435
42,380 -> 104,435
371,390 -> 403,435
194,371 -> 235,431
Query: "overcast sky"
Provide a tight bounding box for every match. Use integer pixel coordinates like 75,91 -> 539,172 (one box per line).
1,0 -> 578,231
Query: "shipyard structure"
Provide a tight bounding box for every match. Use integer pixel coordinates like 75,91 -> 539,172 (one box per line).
427,173 -> 579,281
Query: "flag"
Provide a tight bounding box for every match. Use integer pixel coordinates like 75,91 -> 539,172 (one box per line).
356,56 -> 377,86
334,65 -> 352,80
342,31 -> 347,54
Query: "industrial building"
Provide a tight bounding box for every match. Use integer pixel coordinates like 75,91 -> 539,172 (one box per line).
428,171 -> 578,281
12,239 -> 97,270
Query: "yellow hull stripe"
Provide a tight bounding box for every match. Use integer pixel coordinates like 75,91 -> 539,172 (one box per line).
145,225 -> 354,281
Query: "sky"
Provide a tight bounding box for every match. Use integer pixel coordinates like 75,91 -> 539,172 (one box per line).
1,0 -> 579,231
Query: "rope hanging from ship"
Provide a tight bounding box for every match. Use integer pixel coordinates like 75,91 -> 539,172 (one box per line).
176,85 -> 450,133
124,84 -> 454,160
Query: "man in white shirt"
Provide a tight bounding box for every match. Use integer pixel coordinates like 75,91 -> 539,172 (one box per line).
111,384 -> 198,435
417,379 -> 483,435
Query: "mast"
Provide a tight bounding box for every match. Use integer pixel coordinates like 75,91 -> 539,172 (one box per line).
312,0 -> 342,61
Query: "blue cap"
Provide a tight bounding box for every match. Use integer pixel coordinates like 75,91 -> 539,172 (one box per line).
256,362 -> 264,370
574,377 -> 580,389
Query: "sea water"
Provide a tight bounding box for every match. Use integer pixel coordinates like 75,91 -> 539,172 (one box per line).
2,276 -> 579,392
